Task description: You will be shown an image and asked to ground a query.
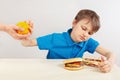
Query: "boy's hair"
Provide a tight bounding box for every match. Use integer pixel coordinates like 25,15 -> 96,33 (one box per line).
75,9 -> 100,32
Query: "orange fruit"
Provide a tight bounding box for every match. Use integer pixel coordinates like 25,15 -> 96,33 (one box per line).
16,22 -> 30,35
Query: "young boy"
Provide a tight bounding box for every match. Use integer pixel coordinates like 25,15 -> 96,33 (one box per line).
22,9 -> 114,73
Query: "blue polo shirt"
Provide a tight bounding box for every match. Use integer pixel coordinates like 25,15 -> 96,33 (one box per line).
36,29 -> 99,59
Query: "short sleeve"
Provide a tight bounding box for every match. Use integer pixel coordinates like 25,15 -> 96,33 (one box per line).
86,38 -> 99,53
36,34 -> 53,50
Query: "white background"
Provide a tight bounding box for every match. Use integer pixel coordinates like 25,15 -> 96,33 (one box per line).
0,0 -> 120,66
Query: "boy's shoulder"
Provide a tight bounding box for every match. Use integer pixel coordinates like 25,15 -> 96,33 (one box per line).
51,31 -> 67,39
86,38 -> 99,47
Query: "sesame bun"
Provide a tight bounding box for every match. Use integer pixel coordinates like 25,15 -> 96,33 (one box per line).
64,58 -> 83,63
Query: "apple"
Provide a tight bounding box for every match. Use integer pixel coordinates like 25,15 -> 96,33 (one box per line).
16,22 -> 30,35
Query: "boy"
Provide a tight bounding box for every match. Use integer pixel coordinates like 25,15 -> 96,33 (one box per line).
22,9 -> 114,73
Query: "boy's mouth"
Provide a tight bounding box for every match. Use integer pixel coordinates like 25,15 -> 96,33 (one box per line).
80,36 -> 85,41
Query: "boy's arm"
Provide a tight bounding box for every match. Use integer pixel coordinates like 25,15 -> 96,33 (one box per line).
22,39 -> 37,47
95,45 -> 115,73
96,45 -> 114,63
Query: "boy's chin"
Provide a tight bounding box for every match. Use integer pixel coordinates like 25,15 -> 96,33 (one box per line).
78,39 -> 87,42
74,39 -> 87,43
79,39 -> 85,42
75,40 -> 83,43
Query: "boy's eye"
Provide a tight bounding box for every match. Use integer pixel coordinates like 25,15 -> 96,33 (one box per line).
82,26 -> 87,30
88,32 -> 93,35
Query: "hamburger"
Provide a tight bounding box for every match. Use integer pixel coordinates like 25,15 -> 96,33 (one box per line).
64,58 -> 84,70
83,58 -> 101,67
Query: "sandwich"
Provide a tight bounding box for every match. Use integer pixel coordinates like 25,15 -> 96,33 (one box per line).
64,58 -> 84,70
83,58 -> 101,67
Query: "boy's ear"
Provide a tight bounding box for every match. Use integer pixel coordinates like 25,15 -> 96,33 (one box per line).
72,19 -> 77,27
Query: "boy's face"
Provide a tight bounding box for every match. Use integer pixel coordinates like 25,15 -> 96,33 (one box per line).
71,19 -> 94,43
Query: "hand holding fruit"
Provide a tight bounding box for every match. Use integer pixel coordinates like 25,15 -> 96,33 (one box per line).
16,20 -> 33,35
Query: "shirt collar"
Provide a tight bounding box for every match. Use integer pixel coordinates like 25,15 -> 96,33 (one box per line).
63,28 -> 85,47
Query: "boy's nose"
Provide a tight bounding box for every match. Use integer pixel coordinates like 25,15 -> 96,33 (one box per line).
83,32 -> 88,37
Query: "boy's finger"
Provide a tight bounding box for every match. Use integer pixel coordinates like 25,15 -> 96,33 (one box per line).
98,56 -> 106,67
101,56 -> 106,62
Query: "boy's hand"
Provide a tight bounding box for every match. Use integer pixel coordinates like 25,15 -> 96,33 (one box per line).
98,56 -> 112,73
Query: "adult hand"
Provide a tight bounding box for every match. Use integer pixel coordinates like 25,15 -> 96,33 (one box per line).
5,20 -> 33,40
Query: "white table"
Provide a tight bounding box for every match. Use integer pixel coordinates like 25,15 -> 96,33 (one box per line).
0,58 -> 120,80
